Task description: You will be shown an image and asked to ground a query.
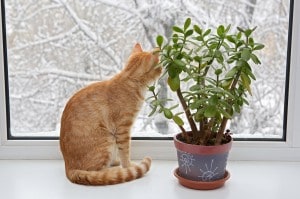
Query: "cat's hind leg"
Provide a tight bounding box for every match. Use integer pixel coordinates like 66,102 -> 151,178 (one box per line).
110,144 -> 120,167
115,127 -> 132,168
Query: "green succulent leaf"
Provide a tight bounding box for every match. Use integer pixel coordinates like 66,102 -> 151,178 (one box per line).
226,35 -> 236,43
184,18 -> 191,31
173,26 -> 184,33
243,98 -> 249,105
194,109 -> 204,122
237,31 -> 242,39
151,100 -> 160,107
163,108 -> 173,119
168,76 -> 180,91
250,53 -> 261,64
173,59 -> 186,68
233,103 -> 241,113
190,84 -> 200,91
148,105 -> 158,117
209,95 -> 219,106
167,62 -> 183,78
241,48 -> 251,61
215,50 -> 224,63
219,99 -> 233,111
172,34 -> 178,43
249,37 -> 254,47
221,79 -> 233,89
237,27 -> 244,33
253,44 -> 265,51
185,29 -> 194,37
225,66 -> 238,78
243,67 -> 256,80
169,104 -> 179,110
217,25 -> 225,38
156,35 -> 164,48
204,105 -> 217,118
241,73 -> 252,95
218,107 -> 232,119
244,29 -> 252,37
173,115 -> 184,126
148,85 -> 155,92
190,98 -> 207,110
203,29 -> 211,37
193,25 -> 202,34
215,69 -> 223,76
225,24 -> 231,33
209,42 -> 219,49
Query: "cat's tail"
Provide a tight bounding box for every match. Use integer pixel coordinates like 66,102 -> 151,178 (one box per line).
66,157 -> 151,185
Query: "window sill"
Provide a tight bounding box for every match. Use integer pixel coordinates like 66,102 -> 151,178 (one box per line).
0,160 -> 299,199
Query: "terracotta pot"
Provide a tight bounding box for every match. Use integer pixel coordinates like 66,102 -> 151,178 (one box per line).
173,133 -> 232,190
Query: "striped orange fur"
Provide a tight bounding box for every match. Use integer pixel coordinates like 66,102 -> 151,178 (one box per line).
60,43 -> 161,185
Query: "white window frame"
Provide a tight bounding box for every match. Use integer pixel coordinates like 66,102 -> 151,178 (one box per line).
1,0 -> 300,161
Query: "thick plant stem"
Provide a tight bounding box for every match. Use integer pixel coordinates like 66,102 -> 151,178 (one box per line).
178,125 -> 191,143
215,70 -> 241,145
176,88 -> 198,139
215,118 -> 228,145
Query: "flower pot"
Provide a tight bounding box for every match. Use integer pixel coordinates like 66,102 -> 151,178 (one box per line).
173,133 -> 232,190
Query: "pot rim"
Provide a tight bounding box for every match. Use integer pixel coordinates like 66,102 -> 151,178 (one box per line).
173,132 -> 232,155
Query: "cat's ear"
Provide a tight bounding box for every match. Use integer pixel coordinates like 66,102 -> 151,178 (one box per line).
131,43 -> 143,54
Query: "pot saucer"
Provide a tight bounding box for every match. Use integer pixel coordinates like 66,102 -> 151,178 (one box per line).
174,168 -> 230,190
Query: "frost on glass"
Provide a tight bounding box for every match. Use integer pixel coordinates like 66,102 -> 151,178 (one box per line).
5,0 -> 289,138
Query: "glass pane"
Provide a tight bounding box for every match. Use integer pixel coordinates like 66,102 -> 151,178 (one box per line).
4,0 -> 290,139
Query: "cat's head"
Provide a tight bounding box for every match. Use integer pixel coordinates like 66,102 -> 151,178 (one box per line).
124,43 -> 162,84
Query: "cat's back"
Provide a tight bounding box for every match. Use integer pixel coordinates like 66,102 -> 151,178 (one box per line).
70,81 -> 108,104
67,81 -> 106,105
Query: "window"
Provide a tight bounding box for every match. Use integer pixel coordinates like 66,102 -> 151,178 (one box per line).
2,0 -> 293,140
1,0 -> 300,160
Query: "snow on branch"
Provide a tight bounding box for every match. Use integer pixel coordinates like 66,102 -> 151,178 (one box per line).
9,26 -> 78,51
58,0 -> 122,68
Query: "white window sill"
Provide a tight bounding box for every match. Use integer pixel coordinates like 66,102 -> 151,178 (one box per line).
0,160 -> 299,199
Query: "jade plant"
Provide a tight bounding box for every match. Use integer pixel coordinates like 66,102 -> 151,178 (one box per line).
148,18 -> 264,146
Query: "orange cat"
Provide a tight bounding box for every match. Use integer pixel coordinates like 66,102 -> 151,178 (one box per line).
60,43 -> 161,185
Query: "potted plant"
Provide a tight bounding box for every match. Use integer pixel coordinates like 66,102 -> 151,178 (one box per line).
147,18 -> 264,190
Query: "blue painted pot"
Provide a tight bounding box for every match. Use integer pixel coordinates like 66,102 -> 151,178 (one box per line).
174,133 -> 232,182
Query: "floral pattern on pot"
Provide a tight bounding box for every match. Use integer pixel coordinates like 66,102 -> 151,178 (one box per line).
177,150 -> 229,182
